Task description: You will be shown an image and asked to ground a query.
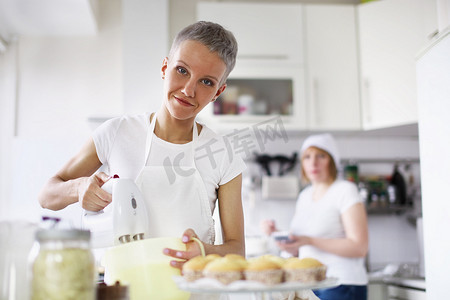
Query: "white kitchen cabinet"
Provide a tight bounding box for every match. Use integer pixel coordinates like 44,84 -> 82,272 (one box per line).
196,64 -> 307,132
387,285 -> 426,300
436,0 -> 450,32
417,28 -> 450,299
197,2 -> 303,64
196,2 -> 307,132
357,0 -> 429,130
368,283 -> 388,300
304,4 -> 361,130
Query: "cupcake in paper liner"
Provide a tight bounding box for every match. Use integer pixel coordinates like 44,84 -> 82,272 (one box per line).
224,254 -> 248,269
283,257 -> 327,283
244,256 -> 284,285
258,254 -> 286,268
182,255 -> 211,282
203,257 -> 244,285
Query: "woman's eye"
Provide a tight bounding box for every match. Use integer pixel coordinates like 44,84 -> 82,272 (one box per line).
177,67 -> 187,75
201,79 -> 214,86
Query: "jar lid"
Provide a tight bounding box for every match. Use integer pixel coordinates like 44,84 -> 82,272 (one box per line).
36,229 -> 90,241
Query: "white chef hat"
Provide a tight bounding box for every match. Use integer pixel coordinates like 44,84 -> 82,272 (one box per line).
300,133 -> 340,168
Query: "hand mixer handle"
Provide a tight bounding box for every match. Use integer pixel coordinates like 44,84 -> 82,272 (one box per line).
101,175 -> 119,194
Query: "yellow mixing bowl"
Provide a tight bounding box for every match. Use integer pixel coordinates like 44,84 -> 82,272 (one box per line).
104,237 -> 192,300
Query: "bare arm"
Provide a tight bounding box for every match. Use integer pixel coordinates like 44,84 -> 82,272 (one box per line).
279,202 -> 369,258
38,138 -> 111,211
165,174 -> 245,269
210,173 -> 245,256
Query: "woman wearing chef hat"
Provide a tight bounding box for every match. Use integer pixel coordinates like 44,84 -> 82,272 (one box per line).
38,21 -> 246,267
262,133 -> 368,300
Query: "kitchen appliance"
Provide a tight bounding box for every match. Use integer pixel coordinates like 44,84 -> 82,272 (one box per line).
255,153 -> 300,199
262,176 -> 300,199
83,178 -> 199,299
81,177 -> 149,248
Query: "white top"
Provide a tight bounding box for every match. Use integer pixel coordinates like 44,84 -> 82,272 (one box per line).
93,113 -> 246,214
290,180 -> 368,285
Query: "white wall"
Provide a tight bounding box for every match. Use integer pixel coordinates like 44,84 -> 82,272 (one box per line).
123,0 -> 168,114
0,0 -> 123,224
0,39 -> 17,220
0,0 -> 170,225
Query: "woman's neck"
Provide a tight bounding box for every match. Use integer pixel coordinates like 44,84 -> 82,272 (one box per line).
153,109 -> 196,144
311,179 -> 334,201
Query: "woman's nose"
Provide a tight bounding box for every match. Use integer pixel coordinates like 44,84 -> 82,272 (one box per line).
181,79 -> 196,98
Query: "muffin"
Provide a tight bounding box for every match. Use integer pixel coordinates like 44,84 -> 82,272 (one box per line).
244,257 -> 283,285
203,257 -> 244,285
259,254 -> 286,268
182,256 -> 210,282
205,254 -> 221,262
283,257 -> 327,283
224,254 -> 248,269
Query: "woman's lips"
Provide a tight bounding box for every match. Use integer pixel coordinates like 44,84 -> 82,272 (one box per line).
309,170 -> 320,175
175,96 -> 193,106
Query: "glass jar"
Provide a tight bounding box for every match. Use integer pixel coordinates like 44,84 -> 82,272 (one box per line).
30,229 -> 96,300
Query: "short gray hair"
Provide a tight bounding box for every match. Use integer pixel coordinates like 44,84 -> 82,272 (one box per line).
169,21 -> 238,85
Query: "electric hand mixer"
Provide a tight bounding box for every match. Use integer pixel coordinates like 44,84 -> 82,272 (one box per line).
82,177 -> 149,248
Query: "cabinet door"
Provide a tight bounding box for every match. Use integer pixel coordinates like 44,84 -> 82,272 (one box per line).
196,64 -> 307,132
387,285 -> 427,300
304,4 -> 361,130
368,283 -> 388,300
358,0 -> 427,130
196,2 -> 307,132
197,2 -> 303,64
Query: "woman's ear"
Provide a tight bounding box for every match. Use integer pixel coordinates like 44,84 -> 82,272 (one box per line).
212,84 -> 227,102
161,57 -> 168,79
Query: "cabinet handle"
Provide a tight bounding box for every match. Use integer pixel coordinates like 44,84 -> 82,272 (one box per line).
363,78 -> 372,124
311,78 -> 320,127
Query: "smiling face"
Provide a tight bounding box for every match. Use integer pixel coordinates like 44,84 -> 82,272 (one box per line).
301,147 -> 334,184
161,40 -> 227,122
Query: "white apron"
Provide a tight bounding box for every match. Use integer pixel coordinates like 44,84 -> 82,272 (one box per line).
135,114 -> 215,244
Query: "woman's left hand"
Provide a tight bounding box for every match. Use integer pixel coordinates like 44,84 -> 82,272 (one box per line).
276,234 -> 311,256
163,228 -> 204,270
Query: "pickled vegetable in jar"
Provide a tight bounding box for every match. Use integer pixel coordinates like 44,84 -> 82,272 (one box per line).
30,229 -> 96,300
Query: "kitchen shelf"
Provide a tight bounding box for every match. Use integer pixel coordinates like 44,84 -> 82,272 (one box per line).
342,158 -> 420,165
366,205 -> 412,215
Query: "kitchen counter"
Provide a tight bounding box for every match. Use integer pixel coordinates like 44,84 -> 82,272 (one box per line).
369,275 -> 426,300
369,275 -> 426,290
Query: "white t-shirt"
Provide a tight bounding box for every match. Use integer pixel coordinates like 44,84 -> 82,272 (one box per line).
290,180 -> 368,285
92,113 -> 246,214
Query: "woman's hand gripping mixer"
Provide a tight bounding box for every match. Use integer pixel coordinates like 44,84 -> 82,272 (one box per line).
82,176 -> 149,248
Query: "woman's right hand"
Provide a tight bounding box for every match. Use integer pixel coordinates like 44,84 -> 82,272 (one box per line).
260,219 -> 277,236
77,172 -> 112,211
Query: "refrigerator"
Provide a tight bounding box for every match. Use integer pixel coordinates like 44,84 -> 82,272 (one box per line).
416,29 -> 450,299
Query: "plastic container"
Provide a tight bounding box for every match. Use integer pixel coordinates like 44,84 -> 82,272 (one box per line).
104,237 -> 192,300
30,229 -> 96,300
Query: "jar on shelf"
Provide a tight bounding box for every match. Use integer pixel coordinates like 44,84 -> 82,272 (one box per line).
30,229 -> 96,300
